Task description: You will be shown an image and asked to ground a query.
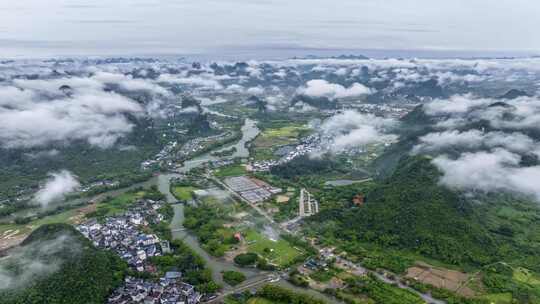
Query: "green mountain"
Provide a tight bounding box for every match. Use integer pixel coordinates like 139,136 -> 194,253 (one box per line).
0,223 -> 127,304
317,156 -> 497,266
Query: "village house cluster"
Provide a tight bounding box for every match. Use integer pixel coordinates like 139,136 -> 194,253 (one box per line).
248,134 -> 320,172
77,199 -> 168,272
78,199 -> 204,304
107,275 -> 202,304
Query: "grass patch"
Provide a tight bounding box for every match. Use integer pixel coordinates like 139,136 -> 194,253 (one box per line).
215,164 -> 246,178
247,298 -> 278,304
513,267 -> 540,287
171,186 -> 197,201
310,268 -> 340,283
244,229 -> 302,267
96,191 -> 145,216
478,293 -> 513,304
252,124 -> 311,161
1,208 -> 84,239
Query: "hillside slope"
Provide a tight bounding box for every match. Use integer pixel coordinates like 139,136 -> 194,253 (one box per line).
0,223 -> 127,304
325,156 -> 496,266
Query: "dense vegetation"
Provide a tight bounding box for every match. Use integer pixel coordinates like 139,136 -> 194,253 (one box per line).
184,202 -> 238,257
0,223 -> 127,304
234,252 -> 259,266
222,270 -> 246,286
0,115 -> 162,199
270,155 -> 341,180
305,155 -> 540,302
310,156 -> 496,267
225,284 -> 327,304
149,239 -> 220,293
343,274 -> 424,304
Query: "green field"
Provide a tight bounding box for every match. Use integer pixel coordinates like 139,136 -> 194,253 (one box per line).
244,229 -> 302,267
171,186 -> 197,201
214,164 -> 246,178
97,191 -> 146,216
252,124 -> 310,161
247,298 -> 278,304
513,267 -> 540,287
479,293 -> 513,304
1,207 -> 84,240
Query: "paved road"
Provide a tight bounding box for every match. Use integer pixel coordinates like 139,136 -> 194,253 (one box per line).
204,274 -> 278,303
208,173 -> 445,304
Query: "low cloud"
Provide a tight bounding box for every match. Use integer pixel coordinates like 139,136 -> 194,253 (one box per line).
433,149 -> 540,200
320,110 -> 397,152
298,79 -> 374,99
413,130 -> 539,156
34,170 -> 80,207
0,85 -> 142,149
0,234 -> 79,290
423,94 -> 492,116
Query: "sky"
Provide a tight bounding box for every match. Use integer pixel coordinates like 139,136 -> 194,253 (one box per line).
1,0 -> 539,59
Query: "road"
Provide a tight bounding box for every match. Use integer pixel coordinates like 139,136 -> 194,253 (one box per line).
208,175 -> 277,225
204,274 -> 279,303
209,172 -> 445,304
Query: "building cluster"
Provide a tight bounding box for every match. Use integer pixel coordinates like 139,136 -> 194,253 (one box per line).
223,176 -> 281,203
249,134 -> 320,172
80,180 -> 120,193
141,140 -> 178,170
78,199 -> 204,303
177,132 -> 232,159
350,103 -> 415,119
107,275 -> 202,304
299,188 -> 319,217
77,199 -> 169,273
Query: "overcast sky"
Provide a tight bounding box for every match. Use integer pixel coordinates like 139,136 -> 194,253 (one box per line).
1,0 -> 539,58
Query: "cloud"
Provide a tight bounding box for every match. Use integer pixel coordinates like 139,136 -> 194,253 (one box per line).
92,72 -> 170,96
320,110 -> 397,152
412,130 -> 539,156
433,149 -> 540,200
423,94 -> 492,115
0,84 -> 143,149
246,86 -> 264,95
34,170 -> 80,207
298,79 -> 374,99
157,73 -> 225,90
224,84 -> 245,93
0,234 -> 79,290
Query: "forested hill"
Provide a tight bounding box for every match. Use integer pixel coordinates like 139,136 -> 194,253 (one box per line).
0,223 -> 127,304
315,156 -> 497,266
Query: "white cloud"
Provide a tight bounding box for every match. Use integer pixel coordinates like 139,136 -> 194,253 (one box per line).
298,79 -> 373,99
157,73 -> 224,90
423,94 -> 492,115
320,110 -> 397,152
247,86 -> 264,95
413,130 -> 539,156
433,149 -> 540,200
34,170 -> 80,207
0,86 -> 142,149
92,72 -> 170,96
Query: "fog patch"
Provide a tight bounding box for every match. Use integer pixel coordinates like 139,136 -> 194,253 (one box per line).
0,234 -> 79,290
34,170 -> 80,207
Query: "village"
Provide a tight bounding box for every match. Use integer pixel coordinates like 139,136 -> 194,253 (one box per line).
76,198 -> 203,304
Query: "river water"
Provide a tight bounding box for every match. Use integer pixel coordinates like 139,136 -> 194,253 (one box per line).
159,118 -> 263,287
153,119 -> 342,303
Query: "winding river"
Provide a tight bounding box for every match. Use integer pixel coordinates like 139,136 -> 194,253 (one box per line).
155,118 -> 442,304
152,119 -> 342,303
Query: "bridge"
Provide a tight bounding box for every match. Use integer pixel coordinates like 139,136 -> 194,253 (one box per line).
171,228 -> 186,232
